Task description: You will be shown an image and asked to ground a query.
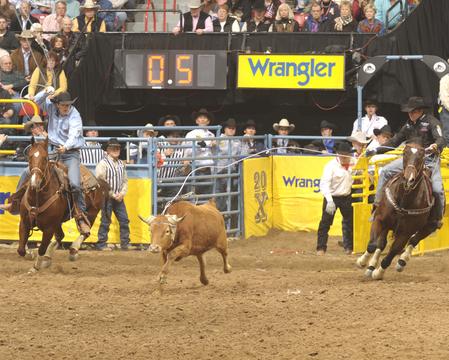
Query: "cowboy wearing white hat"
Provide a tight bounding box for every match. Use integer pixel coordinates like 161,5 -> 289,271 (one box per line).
347,130 -> 370,158
272,118 -> 300,154
172,0 -> 213,35
23,115 -> 48,135
72,0 -> 106,33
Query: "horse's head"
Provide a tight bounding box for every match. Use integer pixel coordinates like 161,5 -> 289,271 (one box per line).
403,142 -> 425,190
28,137 -> 49,190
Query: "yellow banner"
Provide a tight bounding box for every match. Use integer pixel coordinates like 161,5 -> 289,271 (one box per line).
243,157 -> 273,238
0,177 -> 152,244
237,54 -> 345,90
272,156 -> 342,235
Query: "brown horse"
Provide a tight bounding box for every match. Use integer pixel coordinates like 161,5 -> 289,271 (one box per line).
18,137 -> 108,272
356,143 -> 436,280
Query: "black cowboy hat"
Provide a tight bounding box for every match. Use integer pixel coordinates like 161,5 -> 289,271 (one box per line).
401,96 -> 430,112
191,108 -> 214,123
320,120 -> 336,130
252,0 -> 266,11
223,118 -> 237,129
50,91 -> 76,105
158,114 -> 181,126
373,125 -> 393,137
105,138 -> 121,150
244,119 -> 257,129
335,141 -> 353,154
363,98 -> 378,107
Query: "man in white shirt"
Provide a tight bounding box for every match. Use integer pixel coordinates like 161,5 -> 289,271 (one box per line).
317,141 -> 354,255
352,99 -> 388,139
185,108 -> 216,195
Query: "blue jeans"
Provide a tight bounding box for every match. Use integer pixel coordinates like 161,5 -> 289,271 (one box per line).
97,198 -> 130,249
374,156 -> 445,220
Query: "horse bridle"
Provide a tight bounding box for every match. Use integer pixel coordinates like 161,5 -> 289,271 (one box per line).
29,164 -> 51,192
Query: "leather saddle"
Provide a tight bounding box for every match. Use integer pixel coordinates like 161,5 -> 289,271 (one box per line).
52,162 -> 99,193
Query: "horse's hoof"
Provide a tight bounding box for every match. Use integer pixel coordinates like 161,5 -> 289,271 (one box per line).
356,257 -> 367,269
27,267 -> 39,275
396,259 -> 406,272
24,250 -> 36,261
200,277 -> 209,286
41,257 -> 52,269
364,268 -> 373,278
372,268 -> 385,280
68,250 -> 79,262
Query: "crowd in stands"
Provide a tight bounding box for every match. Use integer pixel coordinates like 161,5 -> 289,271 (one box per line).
175,0 -> 421,34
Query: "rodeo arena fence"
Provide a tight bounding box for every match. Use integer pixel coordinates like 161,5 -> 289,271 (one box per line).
2,122 -> 449,256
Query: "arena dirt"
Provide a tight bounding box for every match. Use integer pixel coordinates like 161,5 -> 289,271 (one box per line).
1,230 -> 449,360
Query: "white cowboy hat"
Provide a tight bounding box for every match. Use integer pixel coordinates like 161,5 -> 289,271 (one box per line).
24,115 -> 47,132
188,0 -> 203,9
34,1 -> 52,8
347,131 -> 370,144
80,0 -> 100,11
273,118 -> 295,132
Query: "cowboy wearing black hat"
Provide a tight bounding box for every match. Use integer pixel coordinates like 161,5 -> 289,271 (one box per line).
241,0 -> 273,32
241,119 -> 264,155
351,98 -> 388,139
367,96 -> 446,230
311,120 -> 337,154
317,141 -> 354,255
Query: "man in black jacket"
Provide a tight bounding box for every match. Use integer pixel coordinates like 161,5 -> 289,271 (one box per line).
9,1 -> 40,32
0,16 -> 19,51
172,0 -> 213,34
367,97 -> 446,229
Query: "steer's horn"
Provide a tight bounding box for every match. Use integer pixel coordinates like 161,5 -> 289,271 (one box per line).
138,215 -> 155,225
167,214 -> 185,224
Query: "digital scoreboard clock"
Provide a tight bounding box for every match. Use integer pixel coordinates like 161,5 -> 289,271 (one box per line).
114,50 -> 228,90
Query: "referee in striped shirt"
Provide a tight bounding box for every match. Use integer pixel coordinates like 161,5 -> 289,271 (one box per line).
80,129 -> 105,165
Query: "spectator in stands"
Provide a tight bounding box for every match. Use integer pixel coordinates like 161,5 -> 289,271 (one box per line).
66,0 -> 80,18
50,34 -> 68,64
72,0 -> 106,33
311,120 -> 337,154
273,3 -> 300,32
0,133 -> 6,147
10,30 -> 45,79
316,141 -> 354,256
272,118 -> 301,154
32,1 -> 53,18
375,0 -> 403,30
203,0 -> 221,19
30,23 -> 50,55
28,51 -> 67,100
241,0 -> 273,32
158,114 -> 180,129
96,138 -> 130,251
80,129 -> 105,165
293,0 -> 311,14
0,15 -> 19,52
23,114 -> 47,136
42,0 -> 67,41
137,123 -> 159,164
0,0 -> 15,23
357,2 -> 385,34
184,108 -> 216,195
304,1 -> 327,32
173,0 -> 213,34
240,119 -> 264,155
0,55 -> 28,96
263,0 -> 280,24
229,0 -> 251,23
216,118 -> 240,225
0,86 -> 14,126
366,124 -> 393,151
9,1 -> 40,32
320,0 -> 340,22
213,5 -> 240,32
347,130 -> 369,158
109,0 -> 128,31
351,99 -> 388,139
326,0 -> 357,32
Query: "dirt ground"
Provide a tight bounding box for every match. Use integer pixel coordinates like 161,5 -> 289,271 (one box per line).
1,231 -> 449,360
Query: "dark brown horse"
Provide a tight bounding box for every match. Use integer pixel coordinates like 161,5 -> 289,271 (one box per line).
19,138 -> 108,272
356,143 -> 436,280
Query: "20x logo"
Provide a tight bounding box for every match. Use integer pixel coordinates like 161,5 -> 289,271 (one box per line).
254,171 -> 268,224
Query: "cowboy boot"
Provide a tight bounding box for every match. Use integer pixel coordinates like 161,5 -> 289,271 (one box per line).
70,190 -> 91,236
0,185 -> 28,215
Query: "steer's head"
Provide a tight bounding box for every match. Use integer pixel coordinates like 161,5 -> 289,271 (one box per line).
138,214 -> 185,253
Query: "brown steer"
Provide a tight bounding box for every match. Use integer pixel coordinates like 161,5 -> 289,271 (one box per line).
139,200 -> 231,288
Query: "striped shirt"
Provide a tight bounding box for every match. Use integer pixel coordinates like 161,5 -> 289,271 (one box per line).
96,155 -> 128,195
158,147 -> 185,179
80,142 -> 105,165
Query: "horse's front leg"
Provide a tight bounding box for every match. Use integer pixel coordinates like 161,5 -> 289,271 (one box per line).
18,218 -> 32,258
29,229 -> 54,273
364,222 -> 388,277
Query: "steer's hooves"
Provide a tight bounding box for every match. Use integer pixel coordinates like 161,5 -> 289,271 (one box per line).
224,265 -> 232,274
200,277 -> 209,285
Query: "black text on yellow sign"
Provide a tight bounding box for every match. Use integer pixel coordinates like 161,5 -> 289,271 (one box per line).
237,54 -> 345,90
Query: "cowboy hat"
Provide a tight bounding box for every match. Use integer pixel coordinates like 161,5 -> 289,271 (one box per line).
401,96 -> 430,112
244,119 -> 257,129
363,98 -> 378,108
373,125 -> 393,137
223,118 -> 237,129
158,114 -> 180,126
192,108 -> 214,123
105,138 -> 121,149
139,123 -> 158,137
320,120 -> 336,130
34,1 -> 52,8
273,118 -> 295,132
24,115 -> 47,132
347,131 -> 370,144
188,0 -> 202,9
15,30 -> 34,40
30,23 -> 44,33
50,92 -> 77,105
335,141 -> 353,155
252,0 -> 266,11
80,0 -> 100,11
